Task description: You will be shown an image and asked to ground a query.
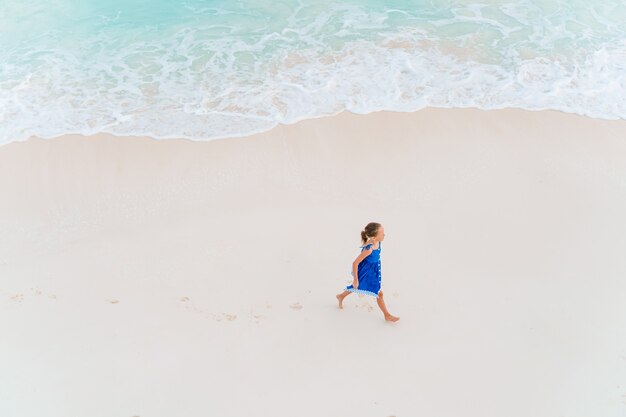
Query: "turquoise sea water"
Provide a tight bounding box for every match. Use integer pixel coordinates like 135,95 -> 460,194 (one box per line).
1,0 -> 625,145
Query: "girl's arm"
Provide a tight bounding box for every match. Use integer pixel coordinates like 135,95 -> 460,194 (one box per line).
352,246 -> 373,279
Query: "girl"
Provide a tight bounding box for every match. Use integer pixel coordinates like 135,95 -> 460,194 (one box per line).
336,222 -> 400,322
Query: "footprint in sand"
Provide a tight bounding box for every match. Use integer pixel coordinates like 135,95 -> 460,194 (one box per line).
289,302 -> 303,310
106,299 -> 119,304
250,314 -> 265,324
24,288 -> 56,300
10,294 -> 24,302
213,313 -> 237,322
178,297 -> 207,314
356,302 -> 374,312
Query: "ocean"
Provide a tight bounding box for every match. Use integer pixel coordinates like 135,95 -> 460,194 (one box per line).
1,0 -> 625,145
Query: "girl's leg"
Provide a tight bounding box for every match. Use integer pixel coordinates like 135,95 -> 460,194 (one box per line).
376,291 -> 400,322
336,290 -> 352,309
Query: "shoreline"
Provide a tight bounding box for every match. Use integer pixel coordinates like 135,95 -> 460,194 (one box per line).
2,107 -> 626,417
6,105 -> 626,149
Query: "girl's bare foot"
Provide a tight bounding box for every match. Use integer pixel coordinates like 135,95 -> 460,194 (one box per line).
384,314 -> 400,322
336,294 -> 344,309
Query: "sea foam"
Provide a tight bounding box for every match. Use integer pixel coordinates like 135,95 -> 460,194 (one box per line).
1,0 -> 625,145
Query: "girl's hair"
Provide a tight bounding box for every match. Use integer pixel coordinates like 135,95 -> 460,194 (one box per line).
360,222 -> 382,245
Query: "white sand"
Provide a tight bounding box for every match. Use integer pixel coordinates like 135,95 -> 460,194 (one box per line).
1,108 -> 626,417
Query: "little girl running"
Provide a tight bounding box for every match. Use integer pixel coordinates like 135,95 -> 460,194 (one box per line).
336,222 -> 400,322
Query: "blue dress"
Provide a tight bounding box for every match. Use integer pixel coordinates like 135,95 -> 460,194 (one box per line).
345,242 -> 382,297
